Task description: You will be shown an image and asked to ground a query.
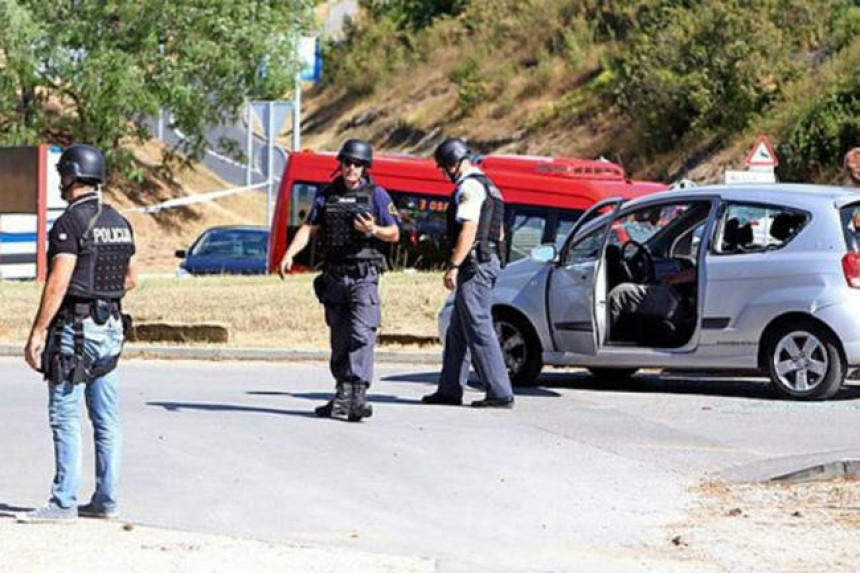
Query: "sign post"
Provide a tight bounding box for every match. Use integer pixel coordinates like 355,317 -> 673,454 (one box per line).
724,135 -> 779,184
250,101 -> 293,226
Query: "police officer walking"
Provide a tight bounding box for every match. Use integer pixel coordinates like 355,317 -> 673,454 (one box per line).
422,138 -> 515,408
20,144 -> 137,523
278,139 -> 400,422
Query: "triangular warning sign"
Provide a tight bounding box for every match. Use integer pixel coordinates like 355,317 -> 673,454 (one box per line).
745,135 -> 779,167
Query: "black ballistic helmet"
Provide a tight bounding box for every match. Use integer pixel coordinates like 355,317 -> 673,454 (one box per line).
57,144 -> 105,184
434,137 -> 471,168
337,138 -> 373,168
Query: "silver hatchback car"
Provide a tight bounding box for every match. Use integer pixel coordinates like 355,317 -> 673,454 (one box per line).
439,185 -> 860,400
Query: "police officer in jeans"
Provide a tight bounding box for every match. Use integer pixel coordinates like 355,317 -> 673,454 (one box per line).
278,139 -> 400,421
422,138 -> 514,408
20,144 -> 137,523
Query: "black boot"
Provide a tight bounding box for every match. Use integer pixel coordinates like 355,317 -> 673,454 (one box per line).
316,383 -> 347,418
347,383 -> 373,422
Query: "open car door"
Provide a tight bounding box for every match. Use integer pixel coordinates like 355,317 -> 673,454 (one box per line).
547,198 -> 624,356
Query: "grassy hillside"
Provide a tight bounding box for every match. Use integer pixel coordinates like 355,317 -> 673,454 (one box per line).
301,0 -> 860,185
109,140 -> 267,273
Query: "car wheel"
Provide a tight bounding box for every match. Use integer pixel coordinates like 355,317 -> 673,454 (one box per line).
764,322 -> 844,401
494,312 -> 543,387
587,368 -> 638,381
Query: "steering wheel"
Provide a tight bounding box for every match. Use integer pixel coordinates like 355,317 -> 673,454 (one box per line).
620,240 -> 656,284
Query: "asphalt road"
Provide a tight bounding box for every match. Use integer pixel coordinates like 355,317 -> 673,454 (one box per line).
2,358 -> 859,572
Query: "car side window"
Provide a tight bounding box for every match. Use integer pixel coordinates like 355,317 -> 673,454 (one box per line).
673,222 -> 705,260
613,204 -> 692,246
716,204 -> 808,254
564,224 -> 608,265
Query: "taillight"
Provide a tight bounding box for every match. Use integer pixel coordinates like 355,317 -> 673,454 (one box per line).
842,253 -> 860,288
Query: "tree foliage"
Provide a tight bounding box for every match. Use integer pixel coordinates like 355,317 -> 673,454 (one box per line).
0,0 -> 314,173
608,0 -> 854,153
361,0 -> 468,32
777,37 -> 860,182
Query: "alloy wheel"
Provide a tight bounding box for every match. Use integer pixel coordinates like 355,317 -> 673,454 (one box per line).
772,330 -> 829,393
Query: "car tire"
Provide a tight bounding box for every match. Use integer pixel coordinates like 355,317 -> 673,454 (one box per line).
587,368 -> 638,381
764,321 -> 844,401
494,311 -> 543,387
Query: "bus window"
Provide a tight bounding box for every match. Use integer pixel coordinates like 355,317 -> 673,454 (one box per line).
291,183 -> 319,226
509,213 -> 547,263
389,192 -> 451,268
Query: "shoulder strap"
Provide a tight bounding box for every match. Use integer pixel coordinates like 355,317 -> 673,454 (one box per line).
463,173 -> 503,200
79,202 -> 103,250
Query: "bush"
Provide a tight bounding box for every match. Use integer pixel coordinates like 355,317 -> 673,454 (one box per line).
777,39 -> 860,182
362,0 -> 469,32
451,56 -> 488,115
324,14 -> 411,96
610,1 -> 827,153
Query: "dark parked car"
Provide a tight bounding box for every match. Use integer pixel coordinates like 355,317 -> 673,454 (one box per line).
176,226 -> 269,276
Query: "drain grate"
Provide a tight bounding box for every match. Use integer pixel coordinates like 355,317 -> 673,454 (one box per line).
770,459 -> 860,483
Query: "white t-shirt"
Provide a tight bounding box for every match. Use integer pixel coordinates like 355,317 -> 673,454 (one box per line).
454,168 -> 487,222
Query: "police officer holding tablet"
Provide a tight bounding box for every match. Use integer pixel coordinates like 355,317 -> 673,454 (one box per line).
20,144 -> 137,523
279,139 -> 400,422
422,137 -> 514,409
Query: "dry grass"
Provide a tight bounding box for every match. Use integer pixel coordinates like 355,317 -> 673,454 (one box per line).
0,271 -> 447,350
668,478 -> 860,572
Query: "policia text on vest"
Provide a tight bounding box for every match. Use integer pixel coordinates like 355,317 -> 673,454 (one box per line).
20,144 -> 138,524
278,139 -> 401,423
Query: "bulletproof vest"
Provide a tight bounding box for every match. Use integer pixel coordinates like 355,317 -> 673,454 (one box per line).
320,179 -> 385,266
446,173 -> 505,264
65,200 -> 135,300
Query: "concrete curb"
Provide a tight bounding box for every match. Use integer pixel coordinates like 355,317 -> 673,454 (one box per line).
716,448 -> 860,483
0,343 -> 441,365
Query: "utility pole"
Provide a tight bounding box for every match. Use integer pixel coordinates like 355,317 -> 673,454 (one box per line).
292,13 -> 302,152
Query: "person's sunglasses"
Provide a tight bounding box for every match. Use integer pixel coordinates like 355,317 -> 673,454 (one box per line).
341,159 -> 366,168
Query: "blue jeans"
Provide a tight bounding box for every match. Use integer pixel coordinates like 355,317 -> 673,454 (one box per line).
48,315 -> 124,510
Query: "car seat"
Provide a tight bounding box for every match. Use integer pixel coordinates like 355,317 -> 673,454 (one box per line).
722,218 -> 754,253
769,212 -> 804,243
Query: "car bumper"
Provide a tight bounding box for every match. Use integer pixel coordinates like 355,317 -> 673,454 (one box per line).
815,302 -> 860,365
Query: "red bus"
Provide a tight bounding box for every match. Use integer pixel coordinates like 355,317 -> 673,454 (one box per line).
268,151 -> 667,272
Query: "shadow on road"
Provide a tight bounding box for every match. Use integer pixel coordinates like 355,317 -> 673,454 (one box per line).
379,372 -> 562,397
0,503 -> 32,518
252,383 -> 561,402
248,391 -> 429,406
250,371 -> 860,402
146,401 -> 319,418
534,371 -> 860,401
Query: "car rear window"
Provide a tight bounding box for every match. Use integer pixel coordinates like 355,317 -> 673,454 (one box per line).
840,203 -> 860,253
716,204 -> 808,254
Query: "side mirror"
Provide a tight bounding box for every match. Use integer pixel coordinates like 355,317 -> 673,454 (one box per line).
174,249 -> 187,259
530,244 -> 557,264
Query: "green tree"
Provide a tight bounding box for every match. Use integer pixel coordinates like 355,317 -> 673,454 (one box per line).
362,0 -> 468,31
0,0 -> 315,172
607,0 -> 855,153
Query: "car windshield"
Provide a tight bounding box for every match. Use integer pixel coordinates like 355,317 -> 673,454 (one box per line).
190,230 -> 268,258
